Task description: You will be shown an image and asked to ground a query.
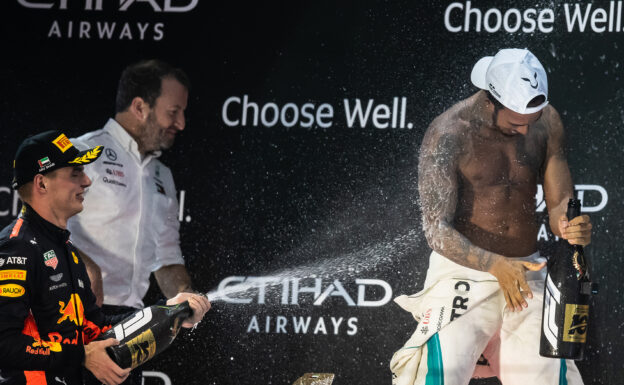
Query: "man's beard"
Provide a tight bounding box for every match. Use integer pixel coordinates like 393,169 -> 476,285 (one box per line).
491,108 -> 500,131
491,108 -> 514,136
140,112 -> 174,153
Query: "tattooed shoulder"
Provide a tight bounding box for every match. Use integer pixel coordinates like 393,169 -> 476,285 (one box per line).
420,120 -> 468,168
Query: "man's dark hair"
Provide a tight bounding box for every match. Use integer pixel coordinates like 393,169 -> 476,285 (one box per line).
485,91 -> 504,112
115,59 -> 190,113
17,182 -> 32,203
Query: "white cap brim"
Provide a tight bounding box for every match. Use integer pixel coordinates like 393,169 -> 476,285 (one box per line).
470,56 -> 493,89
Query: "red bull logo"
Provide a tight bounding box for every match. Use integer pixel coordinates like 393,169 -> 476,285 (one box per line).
57,293 -> 84,326
28,339 -> 62,355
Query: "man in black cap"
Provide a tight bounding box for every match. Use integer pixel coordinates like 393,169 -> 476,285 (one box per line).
0,131 -> 210,385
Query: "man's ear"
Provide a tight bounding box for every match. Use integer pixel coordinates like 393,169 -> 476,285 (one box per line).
129,97 -> 150,122
33,174 -> 47,193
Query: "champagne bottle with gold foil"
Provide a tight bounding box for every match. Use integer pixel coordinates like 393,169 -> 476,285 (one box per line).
100,301 -> 193,369
540,198 -> 593,359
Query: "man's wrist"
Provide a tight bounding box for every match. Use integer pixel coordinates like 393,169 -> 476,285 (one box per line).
485,253 -> 506,274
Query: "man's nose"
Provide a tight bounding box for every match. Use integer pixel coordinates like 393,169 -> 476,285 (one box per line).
174,112 -> 185,131
82,174 -> 92,188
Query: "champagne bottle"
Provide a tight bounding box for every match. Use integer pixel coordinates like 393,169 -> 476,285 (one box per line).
540,198 -> 593,359
100,300 -> 193,369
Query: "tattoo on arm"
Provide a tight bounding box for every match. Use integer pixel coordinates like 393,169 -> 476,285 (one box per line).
418,130 -> 501,272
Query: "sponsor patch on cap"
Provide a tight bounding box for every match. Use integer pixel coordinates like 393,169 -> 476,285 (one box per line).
52,134 -> 74,153
37,157 -> 56,172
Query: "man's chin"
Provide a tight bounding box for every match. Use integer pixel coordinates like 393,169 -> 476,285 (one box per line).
72,203 -> 85,216
161,138 -> 175,150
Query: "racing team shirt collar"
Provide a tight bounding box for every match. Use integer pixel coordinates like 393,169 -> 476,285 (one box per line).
21,203 -> 71,243
103,118 -> 161,165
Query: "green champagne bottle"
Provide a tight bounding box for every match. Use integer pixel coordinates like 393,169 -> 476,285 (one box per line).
540,198 -> 594,359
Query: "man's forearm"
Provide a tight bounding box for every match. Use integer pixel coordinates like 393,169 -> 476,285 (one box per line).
425,220 -> 503,272
154,264 -> 194,298
548,197 -> 571,238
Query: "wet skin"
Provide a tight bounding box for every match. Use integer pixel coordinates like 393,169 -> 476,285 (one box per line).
455,106 -> 546,257
417,90 -> 592,311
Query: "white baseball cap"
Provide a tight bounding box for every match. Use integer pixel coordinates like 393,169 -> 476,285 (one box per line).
471,48 -> 548,114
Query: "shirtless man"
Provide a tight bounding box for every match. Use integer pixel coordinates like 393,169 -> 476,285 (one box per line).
391,49 -> 592,385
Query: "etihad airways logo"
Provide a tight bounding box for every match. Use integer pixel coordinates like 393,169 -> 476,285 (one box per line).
536,184 -> 607,241
215,276 -> 392,307
214,276 -> 392,336
535,184 -> 608,213
17,0 -> 198,12
17,0 -> 199,41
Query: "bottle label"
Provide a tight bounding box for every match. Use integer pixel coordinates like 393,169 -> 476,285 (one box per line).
542,275 -> 561,348
127,329 -> 157,368
113,307 -> 153,340
562,304 -> 589,343
572,250 -> 586,280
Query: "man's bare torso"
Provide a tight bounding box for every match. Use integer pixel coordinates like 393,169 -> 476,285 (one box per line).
432,93 -> 551,258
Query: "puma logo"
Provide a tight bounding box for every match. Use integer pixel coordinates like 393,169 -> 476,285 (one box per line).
521,72 -> 538,89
